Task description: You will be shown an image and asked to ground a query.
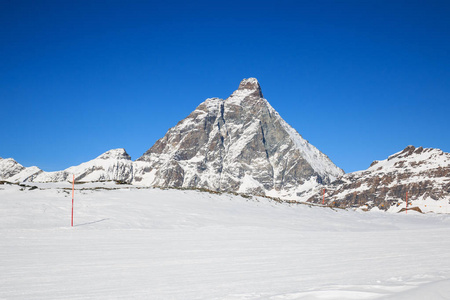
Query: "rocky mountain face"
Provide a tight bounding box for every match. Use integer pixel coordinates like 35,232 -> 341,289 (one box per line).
134,78 -> 344,197
306,146 -> 450,213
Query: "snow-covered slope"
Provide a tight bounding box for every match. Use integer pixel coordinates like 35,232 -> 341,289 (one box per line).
306,146 -> 450,213
135,78 -> 343,197
2,183 -> 450,299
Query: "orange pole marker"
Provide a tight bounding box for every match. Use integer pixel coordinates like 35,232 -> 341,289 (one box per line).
322,188 -> 325,205
71,175 -> 75,227
406,191 -> 408,214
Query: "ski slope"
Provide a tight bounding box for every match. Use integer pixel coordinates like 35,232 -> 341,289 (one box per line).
1,182 -> 450,299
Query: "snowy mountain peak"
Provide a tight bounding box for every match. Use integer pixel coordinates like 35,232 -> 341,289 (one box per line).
237,77 -> 261,91
386,145 -> 442,162
230,77 -> 263,99
135,78 -> 343,198
97,148 -> 132,160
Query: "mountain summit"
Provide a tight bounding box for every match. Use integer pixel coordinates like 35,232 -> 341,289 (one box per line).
235,77 -> 263,97
135,78 -> 343,197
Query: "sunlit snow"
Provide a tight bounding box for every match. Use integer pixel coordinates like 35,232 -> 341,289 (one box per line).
1,182 -> 450,299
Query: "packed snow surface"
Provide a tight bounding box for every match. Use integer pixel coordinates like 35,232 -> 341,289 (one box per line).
2,183 -> 450,299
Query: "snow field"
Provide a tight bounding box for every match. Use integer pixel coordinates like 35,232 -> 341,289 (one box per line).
1,184 -> 450,299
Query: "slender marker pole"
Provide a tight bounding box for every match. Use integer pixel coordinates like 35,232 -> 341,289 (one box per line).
71,175 -> 74,227
406,191 -> 408,214
322,188 -> 325,205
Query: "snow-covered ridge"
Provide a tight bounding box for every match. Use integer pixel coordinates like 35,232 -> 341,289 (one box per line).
369,145 -> 450,174
306,145 -> 450,213
0,149 -> 134,184
96,148 -> 131,160
38,148 -> 133,183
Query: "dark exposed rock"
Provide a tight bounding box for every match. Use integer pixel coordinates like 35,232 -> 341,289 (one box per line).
307,146 -> 450,212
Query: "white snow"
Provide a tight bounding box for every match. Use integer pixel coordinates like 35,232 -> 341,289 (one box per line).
276,110 -> 344,182
8,166 -> 42,182
2,183 -> 450,299
238,173 -> 264,193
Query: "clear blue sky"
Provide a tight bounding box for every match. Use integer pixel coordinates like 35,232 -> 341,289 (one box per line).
1,0 -> 449,173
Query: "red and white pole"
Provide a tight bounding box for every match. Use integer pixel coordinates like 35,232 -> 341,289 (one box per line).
322,188 -> 325,205
406,191 -> 408,214
71,174 -> 75,227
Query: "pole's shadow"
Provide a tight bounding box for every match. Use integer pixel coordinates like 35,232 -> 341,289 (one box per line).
74,218 -> 110,227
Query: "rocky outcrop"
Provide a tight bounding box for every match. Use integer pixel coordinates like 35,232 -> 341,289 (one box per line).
306,146 -> 450,213
135,78 -> 343,197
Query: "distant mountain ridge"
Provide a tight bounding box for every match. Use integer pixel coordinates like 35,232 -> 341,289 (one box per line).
0,149 -> 133,183
305,145 -> 450,213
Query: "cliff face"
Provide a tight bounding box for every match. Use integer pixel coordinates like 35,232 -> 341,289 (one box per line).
306,146 -> 450,212
135,78 -> 343,197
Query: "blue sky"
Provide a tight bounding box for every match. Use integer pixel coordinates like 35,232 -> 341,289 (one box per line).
1,0 -> 449,173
